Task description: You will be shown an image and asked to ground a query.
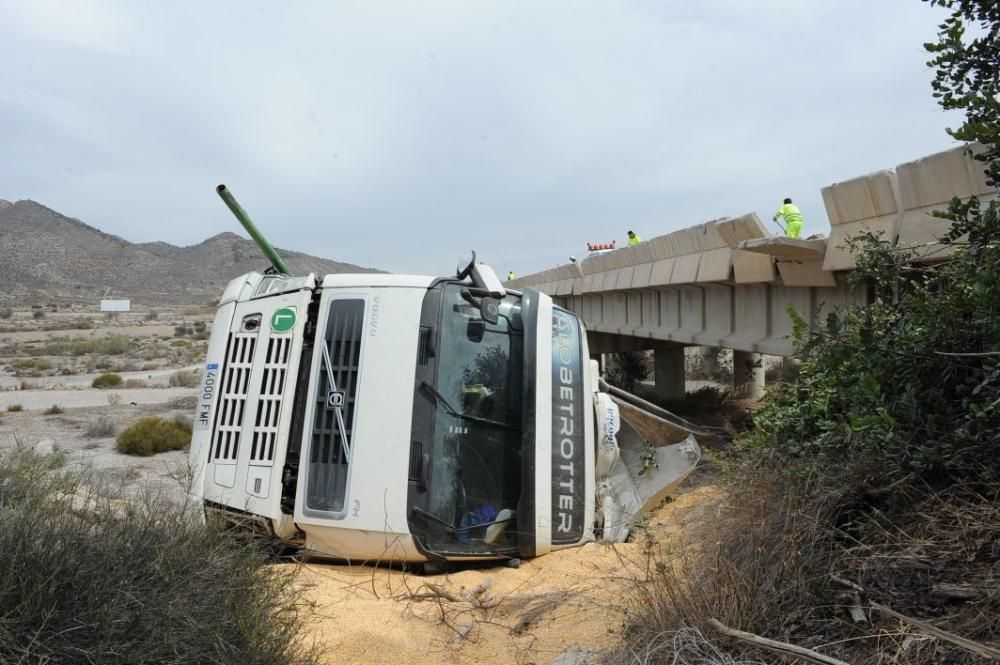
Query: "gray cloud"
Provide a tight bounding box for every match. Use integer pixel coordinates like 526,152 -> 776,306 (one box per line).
0,0 -> 963,276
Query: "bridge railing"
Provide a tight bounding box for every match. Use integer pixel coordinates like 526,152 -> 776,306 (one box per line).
509,143 -> 994,357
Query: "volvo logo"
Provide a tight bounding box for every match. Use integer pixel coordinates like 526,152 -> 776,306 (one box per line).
327,390 -> 346,409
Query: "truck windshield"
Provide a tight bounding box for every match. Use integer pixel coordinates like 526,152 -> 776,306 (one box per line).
408,283 -> 524,556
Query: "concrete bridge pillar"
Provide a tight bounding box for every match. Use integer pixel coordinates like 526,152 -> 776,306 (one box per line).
653,342 -> 686,401
733,350 -> 766,400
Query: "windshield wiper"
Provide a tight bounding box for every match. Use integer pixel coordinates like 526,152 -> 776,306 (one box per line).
419,381 -> 516,430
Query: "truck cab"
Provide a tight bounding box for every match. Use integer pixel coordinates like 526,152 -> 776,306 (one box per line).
188,256 -> 603,563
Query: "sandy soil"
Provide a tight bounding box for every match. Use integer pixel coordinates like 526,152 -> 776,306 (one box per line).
0,400 -> 195,503
0,365 -> 200,390
0,323 -> 181,344
286,484 -> 724,665
0,386 -> 197,411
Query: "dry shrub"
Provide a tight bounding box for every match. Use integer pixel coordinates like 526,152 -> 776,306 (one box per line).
835,480 -> 1000,664
85,415 -> 117,438
610,464 -> 844,663
169,369 -> 200,388
609,464 -> 1000,664
6,404 -> 24,412
0,446 -> 319,664
43,404 -> 64,415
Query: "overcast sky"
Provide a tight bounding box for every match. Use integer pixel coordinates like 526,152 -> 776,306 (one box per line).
0,1 -> 963,276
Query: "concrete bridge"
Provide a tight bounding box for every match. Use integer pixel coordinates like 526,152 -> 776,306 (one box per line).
508,143 -> 995,400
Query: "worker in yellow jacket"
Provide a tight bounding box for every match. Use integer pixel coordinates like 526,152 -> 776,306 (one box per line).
773,198 -> 804,238
627,230 -> 642,246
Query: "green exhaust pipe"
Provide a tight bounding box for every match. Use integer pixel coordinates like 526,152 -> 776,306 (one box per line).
215,184 -> 292,277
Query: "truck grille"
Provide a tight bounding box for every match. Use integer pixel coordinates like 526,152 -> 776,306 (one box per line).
249,336 -> 292,465
211,333 -> 256,463
306,298 -> 365,514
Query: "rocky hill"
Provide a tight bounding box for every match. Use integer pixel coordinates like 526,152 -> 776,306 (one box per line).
0,199 -> 380,304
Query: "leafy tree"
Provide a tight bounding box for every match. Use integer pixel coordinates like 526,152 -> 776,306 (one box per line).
745,1 -> 1000,482
925,0 -> 1000,185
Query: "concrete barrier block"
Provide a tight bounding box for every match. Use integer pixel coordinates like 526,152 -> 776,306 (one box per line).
594,271 -> 611,293
629,240 -> 656,265
776,260 -> 837,287
715,213 -> 771,247
669,253 -> 700,284
671,228 -> 701,256
631,262 -> 654,289
648,234 -> 677,260
739,236 -> 827,260
896,143 -> 995,260
649,258 -> 675,286
616,266 -> 636,290
822,169 -> 902,271
732,250 -> 777,283
696,220 -> 728,252
696,247 -> 733,283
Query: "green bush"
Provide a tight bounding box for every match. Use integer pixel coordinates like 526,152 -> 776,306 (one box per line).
745,210 -> 1000,483
32,335 -> 132,357
43,404 -> 64,415
32,310 -> 45,320
91,372 -> 123,389
116,416 -> 191,456
14,357 -> 53,371
6,404 -> 23,412
0,446 -> 318,664
0,307 -> 12,320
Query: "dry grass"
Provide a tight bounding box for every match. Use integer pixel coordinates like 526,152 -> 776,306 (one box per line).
0,445 -> 320,664
85,414 -> 117,438
607,463 -> 1000,664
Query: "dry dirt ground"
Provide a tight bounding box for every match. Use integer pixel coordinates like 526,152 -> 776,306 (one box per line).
0,401 -> 197,503
287,483 -> 723,665
0,307 -> 207,500
0,307 -> 725,665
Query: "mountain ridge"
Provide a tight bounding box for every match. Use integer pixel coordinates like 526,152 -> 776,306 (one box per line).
0,199 -> 381,304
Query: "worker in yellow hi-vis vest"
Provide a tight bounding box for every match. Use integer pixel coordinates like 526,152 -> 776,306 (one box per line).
626,230 -> 642,246
772,198 -> 804,238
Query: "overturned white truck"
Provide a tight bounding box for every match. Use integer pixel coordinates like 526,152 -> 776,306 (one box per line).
188,186 -> 701,565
